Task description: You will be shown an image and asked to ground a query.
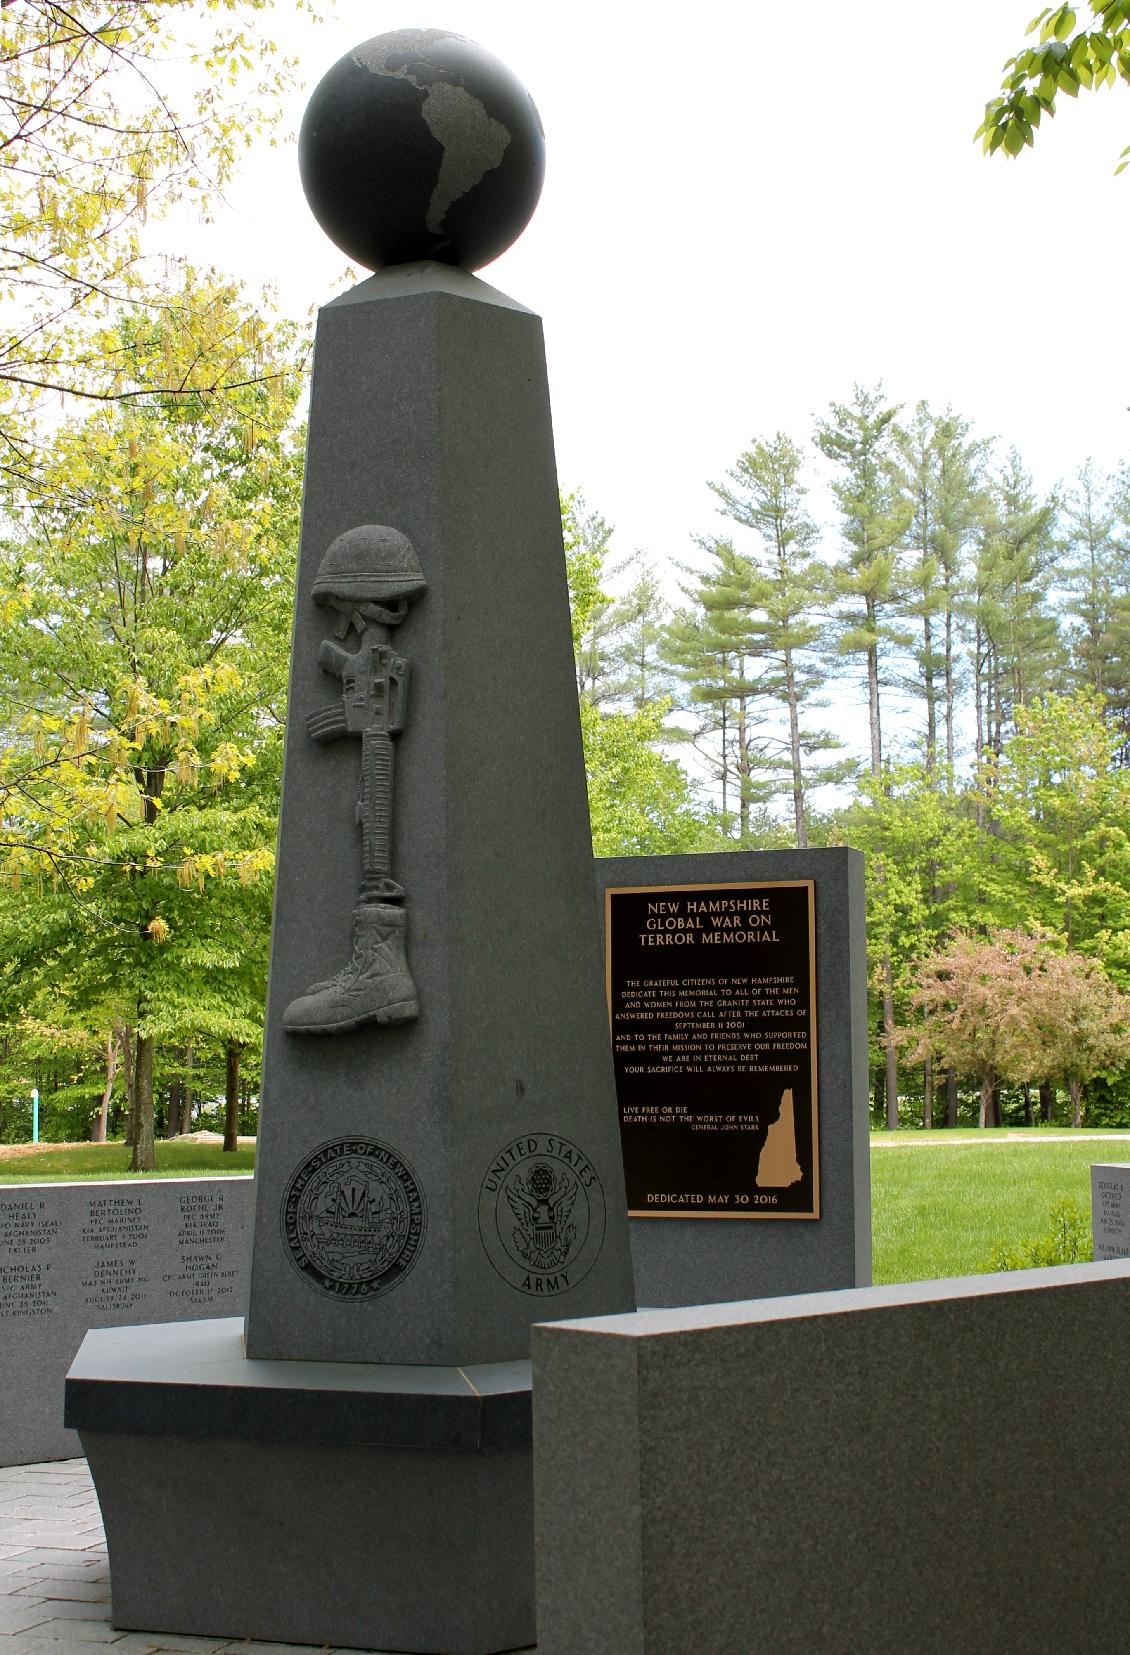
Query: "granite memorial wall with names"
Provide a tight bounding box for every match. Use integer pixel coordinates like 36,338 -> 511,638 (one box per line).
1,1177 -> 253,1465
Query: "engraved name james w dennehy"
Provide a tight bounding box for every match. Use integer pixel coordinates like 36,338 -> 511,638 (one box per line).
284,525 -> 425,1036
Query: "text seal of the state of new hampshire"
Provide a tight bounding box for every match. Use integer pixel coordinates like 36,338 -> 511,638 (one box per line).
478,1133 -> 606,1297
282,1137 -> 426,1300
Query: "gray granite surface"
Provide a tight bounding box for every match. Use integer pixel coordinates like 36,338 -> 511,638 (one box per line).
245,261 -> 635,1367
533,1259 -> 1130,1654
597,848 -> 870,1306
66,1317 -> 530,1449
0,1179 -> 252,1466
0,1457 -> 537,1651
66,1319 -> 535,1652
1091,1160 -> 1130,1259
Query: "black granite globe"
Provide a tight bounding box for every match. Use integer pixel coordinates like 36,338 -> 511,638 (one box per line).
298,28 -> 545,272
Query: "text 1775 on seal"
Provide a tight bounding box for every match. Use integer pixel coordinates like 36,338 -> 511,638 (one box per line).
281,1137 -> 426,1300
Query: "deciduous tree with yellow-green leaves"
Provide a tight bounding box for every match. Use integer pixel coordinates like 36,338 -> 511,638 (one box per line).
0,0 -> 313,483
0,277 -> 306,1165
978,3 -> 1130,170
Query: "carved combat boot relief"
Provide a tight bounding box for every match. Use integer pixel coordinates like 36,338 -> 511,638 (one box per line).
283,525 -> 425,1036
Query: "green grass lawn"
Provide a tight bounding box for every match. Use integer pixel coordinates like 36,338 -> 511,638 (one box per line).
4,1133 -> 1126,1289
0,1139 -> 256,1183
872,1133 -> 1130,1283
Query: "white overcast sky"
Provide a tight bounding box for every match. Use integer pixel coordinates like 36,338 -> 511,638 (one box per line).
189,0 -> 1130,578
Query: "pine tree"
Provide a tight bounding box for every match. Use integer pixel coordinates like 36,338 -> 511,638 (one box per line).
1060,462 -> 1122,703
664,541 -> 772,841
562,494 -> 619,705
561,494 -> 701,853
815,385 -> 911,1127
815,384 -> 912,781
970,451 -> 1061,778
707,432 -> 851,846
604,556 -> 673,711
896,405 -> 988,778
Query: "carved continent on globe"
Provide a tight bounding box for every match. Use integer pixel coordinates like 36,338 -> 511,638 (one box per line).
298,27 -> 545,272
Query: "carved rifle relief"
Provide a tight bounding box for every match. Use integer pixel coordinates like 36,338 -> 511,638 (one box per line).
283,525 -> 425,1035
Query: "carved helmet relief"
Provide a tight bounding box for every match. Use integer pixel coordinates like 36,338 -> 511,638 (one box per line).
312,524 -> 426,629
283,526 -> 426,1037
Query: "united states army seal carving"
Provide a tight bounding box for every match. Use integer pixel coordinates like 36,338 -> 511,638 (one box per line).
478,1133 -> 606,1297
282,1137 -> 426,1300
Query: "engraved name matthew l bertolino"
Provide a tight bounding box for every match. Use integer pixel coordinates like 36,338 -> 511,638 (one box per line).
477,1133 -> 607,1296
281,1137 -> 427,1300
283,525 -> 426,1036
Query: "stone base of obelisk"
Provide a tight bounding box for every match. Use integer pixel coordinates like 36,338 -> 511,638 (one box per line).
65,1319 -> 533,1655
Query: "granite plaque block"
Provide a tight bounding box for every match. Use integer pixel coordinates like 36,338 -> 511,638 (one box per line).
533,1260 -> 1130,1654
0,1178 -> 252,1466
606,877 -> 818,1219
598,848 -> 870,1305
1091,1162 -> 1130,1259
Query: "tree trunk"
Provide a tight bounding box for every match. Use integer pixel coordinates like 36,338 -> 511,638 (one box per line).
223,1044 -> 240,1153
945,1067 -> 958,1129
990,641 -> 1004,762
1070,1077 -> 1083,1129
974,621 -> 986,832
93,1030 -> 117,1143
1021,1081 -> 1033,1127
979,1070 -> 996,1128
883,956 -> 898,1129
784,648 -> 807,848
736,691 -> 750,840
866,626 -> 882,780
923,1055 -> 933,1131
130,1033 -> 156,1172
923,610 -> 936,775
944,601 -> 955,776
180,1045 -> 194,1135
121,1024 -> 137,1147
166,1081 -> 182,1139
1039,1081 -> 1055,1124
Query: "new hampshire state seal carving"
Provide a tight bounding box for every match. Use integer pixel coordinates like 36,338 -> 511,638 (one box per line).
282,1137 -> 426,1300
478,1133 -> 606,1297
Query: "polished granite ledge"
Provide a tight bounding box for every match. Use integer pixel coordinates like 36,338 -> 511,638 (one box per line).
65,1315 -> 532,1451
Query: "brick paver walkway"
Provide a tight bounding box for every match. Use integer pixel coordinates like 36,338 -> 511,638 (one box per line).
0,1460 -> 535,1653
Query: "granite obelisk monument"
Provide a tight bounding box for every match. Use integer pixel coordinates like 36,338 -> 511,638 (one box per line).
243,24 -> 635,1364
66,29 -> 635,1655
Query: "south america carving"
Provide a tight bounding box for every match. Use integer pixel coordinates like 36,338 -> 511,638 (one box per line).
283,525 -> 425,1035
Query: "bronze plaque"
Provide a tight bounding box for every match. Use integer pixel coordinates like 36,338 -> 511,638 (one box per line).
605,880 -> 819,1219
